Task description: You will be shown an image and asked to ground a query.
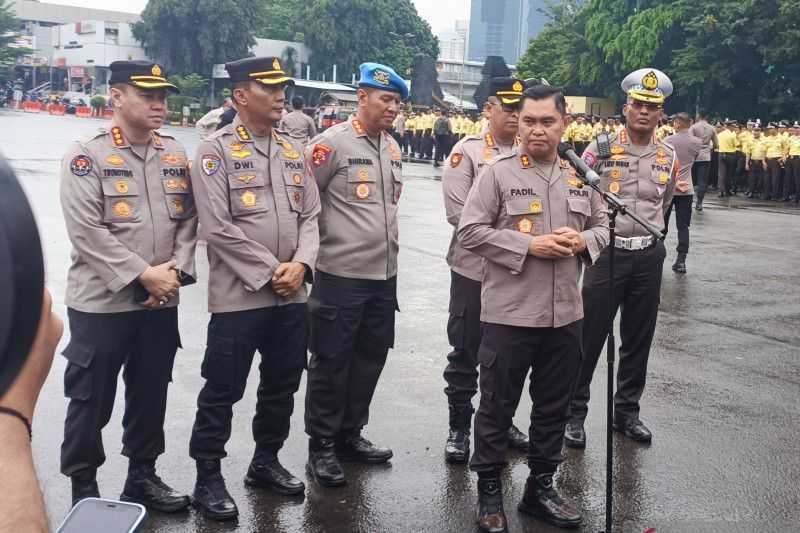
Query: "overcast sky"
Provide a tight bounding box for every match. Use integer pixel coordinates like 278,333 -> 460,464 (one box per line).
45,0 -> 472,35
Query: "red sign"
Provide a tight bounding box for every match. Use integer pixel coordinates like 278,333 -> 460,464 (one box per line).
69,67 -> 85,78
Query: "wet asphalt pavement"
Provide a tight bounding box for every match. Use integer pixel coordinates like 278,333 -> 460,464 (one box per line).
2,110 -> 799,533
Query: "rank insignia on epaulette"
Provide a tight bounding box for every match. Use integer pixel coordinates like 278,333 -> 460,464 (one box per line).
312,144 -> 333,166
236,125 -> 252,141
352,120 -> 366,135
111,127 -> 125,147
152,132 -> 164,148
520,154 -> 532,168
484,132 -> 496,147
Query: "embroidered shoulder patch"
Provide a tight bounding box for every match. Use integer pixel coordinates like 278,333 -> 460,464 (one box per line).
201,154 -> 221,175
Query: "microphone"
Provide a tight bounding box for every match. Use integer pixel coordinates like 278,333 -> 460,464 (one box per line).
557,142 -> 601,187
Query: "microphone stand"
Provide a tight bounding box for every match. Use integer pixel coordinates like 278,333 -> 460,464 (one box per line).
569,162 -> 664,533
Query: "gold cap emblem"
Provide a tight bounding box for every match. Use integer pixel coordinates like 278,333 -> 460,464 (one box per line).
642,71 -> 658,90
512,81 -> 523,93
151,64 -> 162,77
273,58 -> 281,70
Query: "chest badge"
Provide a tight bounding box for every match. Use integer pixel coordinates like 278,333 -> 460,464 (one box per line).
529,200 -> 543,214
292,173 -> 303,185
106,154 -> 124,166
113,200 -> 132,218
231,149 -> 252,159
659,172 -> 670,184
610,169 -> 622,180
236,174 -> 256,184
355,183 -> 370,199
171,198 -> 184,214
609,181 -> 621,194
241,190 -> 257,208
357,168 -> 370,181
114,180 -> 129,194
517,218 -> 534,234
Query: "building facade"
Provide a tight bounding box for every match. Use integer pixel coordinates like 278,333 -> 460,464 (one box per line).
467,0 -> 547,65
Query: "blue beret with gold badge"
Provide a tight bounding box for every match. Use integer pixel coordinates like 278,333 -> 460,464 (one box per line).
357,62 -> 409,100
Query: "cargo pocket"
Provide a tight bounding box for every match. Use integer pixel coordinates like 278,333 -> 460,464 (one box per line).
101,178 -> 141,223
200,334 -> 236,388
63,342 -> 95,401
308,299 -> 342,357
477,347 -> 497,401
447,301 -> 467,350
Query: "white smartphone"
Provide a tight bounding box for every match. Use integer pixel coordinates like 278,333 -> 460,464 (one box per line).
57,498 -> 147,533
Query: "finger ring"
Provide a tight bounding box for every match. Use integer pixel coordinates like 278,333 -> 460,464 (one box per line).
159,298 -> 168,305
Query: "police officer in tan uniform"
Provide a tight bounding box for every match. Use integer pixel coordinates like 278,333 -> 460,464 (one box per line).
278,95 -> 317,143
304,62 -> 405,488
567,68 -> 681,449
188,57 -> 321,520
441,77 -> 529,464
459,84 -> 609,531
59,60 -> 196,511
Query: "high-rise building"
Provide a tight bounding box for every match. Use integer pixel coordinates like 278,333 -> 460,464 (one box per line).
467,0 -> 548,64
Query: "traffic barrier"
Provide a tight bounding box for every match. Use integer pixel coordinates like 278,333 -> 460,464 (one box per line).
102,108 -> 114,119
22,101 -> 42,113
75,106 -> 92,118
48,104 -> 66,116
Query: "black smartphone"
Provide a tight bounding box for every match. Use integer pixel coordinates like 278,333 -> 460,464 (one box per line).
57,498 -> 147,533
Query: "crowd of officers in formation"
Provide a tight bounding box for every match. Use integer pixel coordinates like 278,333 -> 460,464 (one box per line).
55,55 -> 709,533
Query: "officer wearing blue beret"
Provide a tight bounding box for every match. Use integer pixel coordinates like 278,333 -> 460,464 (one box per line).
303,62 -> 406,488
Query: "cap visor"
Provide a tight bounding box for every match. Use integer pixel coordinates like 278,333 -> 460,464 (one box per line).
255,77 -> 295,86
130,81 -> 179,93
628,91 -> 664,104
499,96 -> 521,104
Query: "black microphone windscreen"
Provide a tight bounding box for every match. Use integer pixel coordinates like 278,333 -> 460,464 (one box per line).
557,142 -> 573,158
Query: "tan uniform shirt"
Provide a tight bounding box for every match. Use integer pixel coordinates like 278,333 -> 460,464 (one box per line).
583,128 -> 677,238
442,131 -> 516,281
664,131 -> 703,197
279,110 -> 317,143
60,126 -> 198,313
191,115 -> 321,313
689,120 -> 718,162
458,152 -> 609,328
305,118 -> 403,280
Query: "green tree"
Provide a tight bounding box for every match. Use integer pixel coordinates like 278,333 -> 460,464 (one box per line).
168,73 -> 208,98
260,0 -> 303,41
133,0 -> 264,76
0,0 -> 27,85
281,46 -> 299,77
299,0 -> 438,81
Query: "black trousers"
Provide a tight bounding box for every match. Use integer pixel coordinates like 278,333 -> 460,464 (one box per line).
692,161 -> 711,205
570,241 -> 666,423
61,307 -> 180,478
748,162 -> 764,193
412,132 -> 422,155
189,304 -> 307,462
443,272 -> 482,410
435,134 -> 450,163
422,131 -> 434,159
402,131 -> 413,154
734,152 -> 747,192
766,158 -> 782,198
470,321 -> 582,475
664,195 -> 693,255
785,156 -> 800,197
305,272 -> 397,439
710,152 -> 719,188
718,153 -> 738,195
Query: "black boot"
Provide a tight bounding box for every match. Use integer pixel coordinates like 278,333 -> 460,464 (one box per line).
507,424 -> 529,451
672,252 -> 687,274
336,431 -> 393,464
193,459 -> 238,521
245,454 -> 305,496
120,460 -> 190,513
476,476 -> 507,533
518,473 -> 582,529
563,420 -> 586,449
445,405 -> 472,464
71,470 -> 100,507
306,438 -> 346,487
